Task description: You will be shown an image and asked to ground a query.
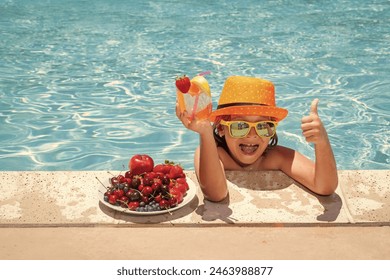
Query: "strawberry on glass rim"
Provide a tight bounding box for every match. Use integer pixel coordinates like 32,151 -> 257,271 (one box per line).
175,72 -> 212,121
175,75 -> 191,93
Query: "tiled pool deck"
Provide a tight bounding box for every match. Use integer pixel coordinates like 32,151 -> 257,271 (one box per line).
0,170 -> 389,259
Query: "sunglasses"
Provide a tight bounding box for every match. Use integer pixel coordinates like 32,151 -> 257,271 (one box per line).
220,120 -> 278,138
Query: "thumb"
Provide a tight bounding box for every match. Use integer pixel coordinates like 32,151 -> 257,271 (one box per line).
310,98 -> 319,116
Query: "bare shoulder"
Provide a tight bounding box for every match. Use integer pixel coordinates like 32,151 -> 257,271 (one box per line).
265,145 -> 297,159
263,145 -> 314,171
262,145 -> 299,169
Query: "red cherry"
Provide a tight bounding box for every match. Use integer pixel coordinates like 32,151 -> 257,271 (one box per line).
142,177 -> 153,186
125,189 -> 134,198
131,177 -> 141,189
160,185 -> 170,195
141,186 -> 153,197
126,189 -> 141,202
154,194 -> 162,203
119,195 -> 129,203
113,189 -> 124,198
161,175 -> 170,185
127,201 -> 139,210
140,195 -> 149,204
169,188 -> 183,203
159,199 -> 170,209
108,194 -> 118,205
117,175 -> 126,183
151,181 -> 162,192
124,177 -> 132,184
144,172 -> 157,180
110,177 -> 119,187
119,196 -> 129,207
124,170 -> 132,178
168,197 -> 178,208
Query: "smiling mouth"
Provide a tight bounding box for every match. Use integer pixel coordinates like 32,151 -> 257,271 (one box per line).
239,144 -> 259,155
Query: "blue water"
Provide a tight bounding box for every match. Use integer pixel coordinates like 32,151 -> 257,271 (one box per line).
0,0 -> 389,171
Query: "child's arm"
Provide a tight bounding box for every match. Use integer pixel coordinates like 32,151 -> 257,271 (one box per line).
300,99 -> 338,195
176,104 -> 228,201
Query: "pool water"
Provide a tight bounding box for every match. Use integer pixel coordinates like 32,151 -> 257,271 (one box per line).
0,0 -> 389,171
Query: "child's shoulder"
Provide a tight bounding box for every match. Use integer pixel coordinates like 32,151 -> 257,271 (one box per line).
262,145 -> 297,168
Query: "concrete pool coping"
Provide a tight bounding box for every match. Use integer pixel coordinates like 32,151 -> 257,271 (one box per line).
0,170 -> 389,259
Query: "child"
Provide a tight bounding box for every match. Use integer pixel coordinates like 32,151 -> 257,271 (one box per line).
176,76 -> 338,202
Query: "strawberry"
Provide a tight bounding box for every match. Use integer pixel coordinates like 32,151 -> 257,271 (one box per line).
168,164 -> 185,179
175,75 -> 191,93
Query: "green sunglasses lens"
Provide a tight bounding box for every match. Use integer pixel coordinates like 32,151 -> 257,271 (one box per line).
256,122 -> 276,137
230,122 -> 250,137
227,121 -> 276,138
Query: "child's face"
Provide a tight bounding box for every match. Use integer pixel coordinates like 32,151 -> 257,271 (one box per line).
221,115 -> 272,166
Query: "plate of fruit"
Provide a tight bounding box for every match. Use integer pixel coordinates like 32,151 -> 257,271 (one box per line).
98,154 -> 197,215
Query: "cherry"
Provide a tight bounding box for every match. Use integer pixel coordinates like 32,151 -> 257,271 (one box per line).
117,175 -> 126,183
108,194 -> 118,205
119,196 -> 129,207
124,177 -> 132,184
154,194 -> 162,203
140,194 -> 149,204
119,195 -> 129,203
159,199 -> 169,209
160,185 -> 170,195
144,172 -> 157,180
142,177 -> 153,186
151,181 -> 162,192
169,188 -> 183,203
126,189 -> 141,202
161,176 -> 170,186
114,189 -> 124,198
131,177 -> 141,189
168,197 -> 178,208
127,201 -> 139,210
110,177 -> 120,187
124,170 -> 132,178
141,186 -> 153,197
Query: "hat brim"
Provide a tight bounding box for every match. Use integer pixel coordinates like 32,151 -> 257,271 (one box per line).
208,105 -> 288,122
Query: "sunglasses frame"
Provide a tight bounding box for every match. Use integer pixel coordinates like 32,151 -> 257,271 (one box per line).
220,120 -> 278,138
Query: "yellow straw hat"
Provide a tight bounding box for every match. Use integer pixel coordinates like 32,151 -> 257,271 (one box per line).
208,76 -> 288,122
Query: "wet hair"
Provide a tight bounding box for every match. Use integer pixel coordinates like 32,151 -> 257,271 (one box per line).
212,115 -> 278,156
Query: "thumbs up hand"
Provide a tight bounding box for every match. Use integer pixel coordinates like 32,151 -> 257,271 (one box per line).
301,99 -> 328,144
310,98 -> 319,116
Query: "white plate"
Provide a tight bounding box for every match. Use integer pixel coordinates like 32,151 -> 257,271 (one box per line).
98,177 -> 197,215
